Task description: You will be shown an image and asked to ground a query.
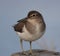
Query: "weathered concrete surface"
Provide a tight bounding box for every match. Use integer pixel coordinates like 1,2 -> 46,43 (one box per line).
11,49 -> 60,56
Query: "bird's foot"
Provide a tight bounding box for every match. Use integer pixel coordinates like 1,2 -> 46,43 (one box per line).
22,51 -> 28,55
28,50 -> 33,55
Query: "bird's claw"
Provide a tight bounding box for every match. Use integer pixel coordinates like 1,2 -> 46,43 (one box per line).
28,50 -> 33,55
22,52 -> 28,55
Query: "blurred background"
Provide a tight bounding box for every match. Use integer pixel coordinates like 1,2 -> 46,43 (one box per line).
0,0 -> 60,56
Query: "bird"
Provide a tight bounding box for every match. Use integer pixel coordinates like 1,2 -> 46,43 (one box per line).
13,10 -> 46,55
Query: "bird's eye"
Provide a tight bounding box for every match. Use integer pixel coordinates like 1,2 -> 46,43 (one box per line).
30,14 -> 36,18
30,15 -> 35,17
33,15 -> 35,16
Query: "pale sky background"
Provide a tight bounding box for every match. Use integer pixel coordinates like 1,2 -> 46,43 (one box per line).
0,0 -> 60,56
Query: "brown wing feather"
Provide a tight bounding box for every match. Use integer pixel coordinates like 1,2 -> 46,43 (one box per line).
13,18 -> 27,33
17,18 -> 27,22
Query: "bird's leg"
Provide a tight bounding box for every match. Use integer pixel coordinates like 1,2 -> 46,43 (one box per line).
29,41 -> 33,55
20,39 -> 26,55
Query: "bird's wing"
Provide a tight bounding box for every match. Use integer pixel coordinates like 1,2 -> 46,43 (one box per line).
13,18 -> 27,33
17,18 -> 27,22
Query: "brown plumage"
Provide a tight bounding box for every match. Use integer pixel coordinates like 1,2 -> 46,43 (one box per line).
13,18 -> 27,33
13,10 -> 46,55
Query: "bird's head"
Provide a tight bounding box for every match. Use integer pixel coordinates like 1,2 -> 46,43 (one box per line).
27,10 -> 43,19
